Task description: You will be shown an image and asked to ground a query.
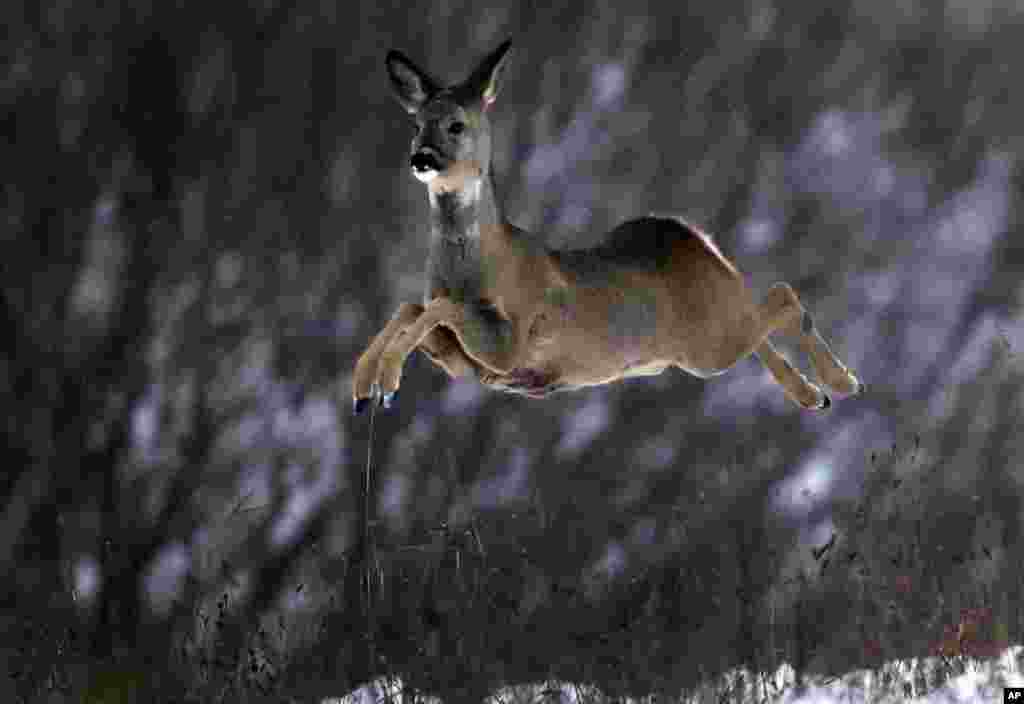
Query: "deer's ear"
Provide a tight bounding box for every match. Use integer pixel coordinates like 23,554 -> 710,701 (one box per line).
385,49 -> 440,113
460,39 -> 512,110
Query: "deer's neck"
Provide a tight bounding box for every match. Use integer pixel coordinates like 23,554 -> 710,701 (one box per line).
427,168 -> 504,244
424,168 -> 507,303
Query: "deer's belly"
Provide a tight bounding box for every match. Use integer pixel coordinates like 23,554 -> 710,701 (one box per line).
484,367 -> 567,398
620,360 -> 672,378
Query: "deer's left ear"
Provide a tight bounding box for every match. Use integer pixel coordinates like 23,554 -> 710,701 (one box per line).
386,49 -> 440,114
460,39 -> 512,110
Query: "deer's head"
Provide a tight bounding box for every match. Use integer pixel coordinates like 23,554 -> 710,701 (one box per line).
385,40 -> 512,194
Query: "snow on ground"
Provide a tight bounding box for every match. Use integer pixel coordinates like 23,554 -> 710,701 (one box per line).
325,645 -> 1024,703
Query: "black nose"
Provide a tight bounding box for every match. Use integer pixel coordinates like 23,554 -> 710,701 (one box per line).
411,151 -> 442,173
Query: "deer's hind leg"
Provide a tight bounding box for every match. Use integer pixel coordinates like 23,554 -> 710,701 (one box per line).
749,282 -> 863,409
745,282 -> 827,409
755,340 -> 830,410
794,308 -> 864,396
761,283 -> 864,397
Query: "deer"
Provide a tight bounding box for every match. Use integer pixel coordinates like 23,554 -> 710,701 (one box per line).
352,39 -> 864,414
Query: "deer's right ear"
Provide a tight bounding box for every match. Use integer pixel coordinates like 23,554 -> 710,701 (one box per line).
461,39 -> 512,110
386,50 -> 440,114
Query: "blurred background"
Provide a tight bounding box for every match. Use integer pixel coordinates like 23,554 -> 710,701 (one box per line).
3,0 -> 1023,701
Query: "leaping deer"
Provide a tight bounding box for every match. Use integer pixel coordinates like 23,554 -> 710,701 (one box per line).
352,39 -> 864,413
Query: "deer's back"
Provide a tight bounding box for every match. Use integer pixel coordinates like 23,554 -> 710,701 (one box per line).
549,215 -> 738,286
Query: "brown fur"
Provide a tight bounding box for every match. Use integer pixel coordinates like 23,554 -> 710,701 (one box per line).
354,40 -> 864,411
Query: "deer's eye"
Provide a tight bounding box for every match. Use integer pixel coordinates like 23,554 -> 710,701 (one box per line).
448,121 -> 465,135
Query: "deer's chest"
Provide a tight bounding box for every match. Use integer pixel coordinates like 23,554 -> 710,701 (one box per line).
425,236 -> 487,304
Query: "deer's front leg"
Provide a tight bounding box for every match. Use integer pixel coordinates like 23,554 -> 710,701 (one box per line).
376,298 -> 517,406
352,302 -> 424,411
418,326 -> 482,380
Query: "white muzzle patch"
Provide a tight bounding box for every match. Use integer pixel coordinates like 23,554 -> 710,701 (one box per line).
413,167 -> 438,183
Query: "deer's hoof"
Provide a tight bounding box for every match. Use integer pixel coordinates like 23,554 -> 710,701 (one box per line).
353,397 -> 371,416
855,379 -> 867,395
381,390 -> 398,410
